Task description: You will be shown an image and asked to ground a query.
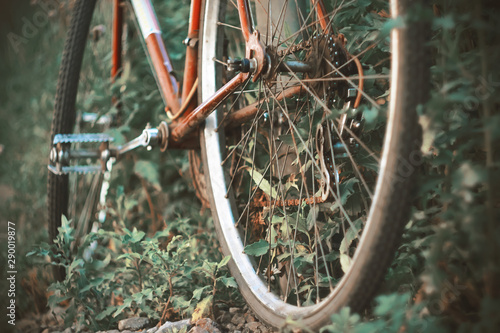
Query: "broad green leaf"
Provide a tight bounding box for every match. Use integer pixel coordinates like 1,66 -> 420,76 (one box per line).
133,292 -> 144,304
330,178 -> 360,213
58,215 -> 74,245
79,277 -> 104,293
96,306 -> 116,321
244,239 -> 270,256
217,255 -> 231,270
339,218 -> 363,273
218,276 -> 238,289
271,215 -> 284,224
67,259 -> 84,276
192,286 -> 210,300
131,228 -> 146,243
245,168 -> 277,200
202,260 -> 217,276
277,252 -> 291,262
113,298 -> 133,317
143,288 -> 154,301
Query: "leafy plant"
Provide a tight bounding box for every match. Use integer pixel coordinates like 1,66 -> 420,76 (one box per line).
29,210 -> 238,331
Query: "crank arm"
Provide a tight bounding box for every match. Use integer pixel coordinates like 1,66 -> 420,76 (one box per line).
116,126 -> 160,155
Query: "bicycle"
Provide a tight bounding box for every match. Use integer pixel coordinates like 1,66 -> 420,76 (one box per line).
47,0 -> 429,330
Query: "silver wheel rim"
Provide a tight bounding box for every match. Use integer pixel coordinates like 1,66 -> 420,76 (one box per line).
201,0 -> 401,321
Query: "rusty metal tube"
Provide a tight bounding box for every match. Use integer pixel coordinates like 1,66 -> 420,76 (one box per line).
170,72 -> 249,143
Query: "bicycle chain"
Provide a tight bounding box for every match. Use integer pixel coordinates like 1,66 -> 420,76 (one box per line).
277,38 -> 313,58
253,194 -> 327,208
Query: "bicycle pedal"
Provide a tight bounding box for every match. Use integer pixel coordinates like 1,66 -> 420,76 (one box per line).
48,164 -> 104,175
53,133 -> 114,144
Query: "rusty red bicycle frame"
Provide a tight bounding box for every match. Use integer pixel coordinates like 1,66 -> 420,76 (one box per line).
112,0 -> 329,149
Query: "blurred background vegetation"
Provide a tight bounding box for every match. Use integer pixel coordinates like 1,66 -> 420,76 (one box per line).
1,0 -> 64,324
1,0 -> 499,332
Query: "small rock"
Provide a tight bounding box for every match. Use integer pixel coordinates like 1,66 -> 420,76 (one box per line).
41,329 -> 49,333
244,313 -> 256,323
231,313 -> 245,325
191,318 -> 221,333
63,327 -> 73,333
118,317 -> 150,331
157,318 -> 192,333
188,328 -> 207,333
225,323 -> 236,331
217,311 -> 231,324
229,307 -> 240,314
245,322 -> 261,331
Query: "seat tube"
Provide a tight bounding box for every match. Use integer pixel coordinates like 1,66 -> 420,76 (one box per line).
131,0 -> 181,113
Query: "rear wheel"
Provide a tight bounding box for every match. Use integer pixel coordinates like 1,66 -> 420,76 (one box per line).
200,0 -> 428,328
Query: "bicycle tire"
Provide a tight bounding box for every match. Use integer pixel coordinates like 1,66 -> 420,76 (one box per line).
199,0 -> 429,329
48,0 -> 98,280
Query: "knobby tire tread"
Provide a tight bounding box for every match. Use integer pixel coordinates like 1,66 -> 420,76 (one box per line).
48,0 -> 97,280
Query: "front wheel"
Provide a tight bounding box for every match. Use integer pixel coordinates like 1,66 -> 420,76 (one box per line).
199,0 -> 429,329
47,0 -> 139,280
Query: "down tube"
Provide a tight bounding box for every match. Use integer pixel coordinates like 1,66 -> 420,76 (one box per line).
130,0 -> 181,113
